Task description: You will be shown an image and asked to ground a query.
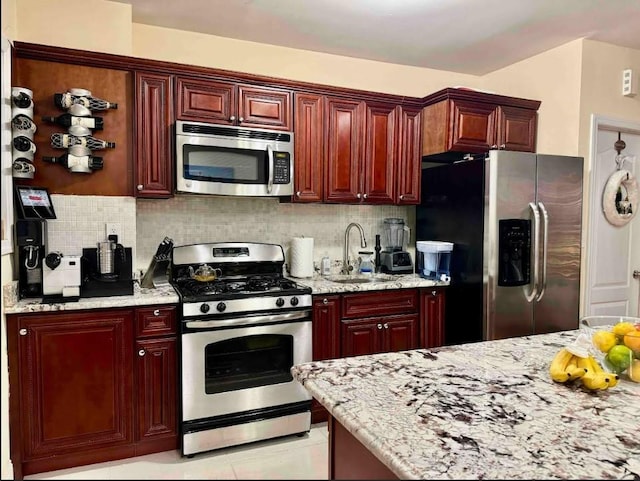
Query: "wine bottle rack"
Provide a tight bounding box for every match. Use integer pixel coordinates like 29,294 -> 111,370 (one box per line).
11,87 -> 36,179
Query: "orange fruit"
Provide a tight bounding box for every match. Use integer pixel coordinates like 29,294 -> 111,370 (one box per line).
623,329 -> 640,353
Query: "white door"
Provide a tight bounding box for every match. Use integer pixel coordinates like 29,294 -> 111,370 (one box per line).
585,117 -> 640,317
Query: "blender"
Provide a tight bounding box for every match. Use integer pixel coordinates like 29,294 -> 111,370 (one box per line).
379,218 -> 413,274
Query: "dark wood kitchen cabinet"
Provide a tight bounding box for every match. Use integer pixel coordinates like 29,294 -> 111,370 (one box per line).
176,76 -> 292,130
293,93 -> 324,202
340,290 -> 419,357
419,287 -> 446,348
7,305 -> 179,479
421,88 -> 540,161
311,295 -> 340,423
396,106 -> 422,204
135,72 -> 174,198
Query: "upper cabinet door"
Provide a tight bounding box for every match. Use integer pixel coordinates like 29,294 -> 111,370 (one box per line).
293,93 -> 324,202
324,98 -> 365,203
449,99 -> 496,153
176,77 -> 235,124
396,106 -> 422,204
496,105 -> 537,152
238,85 -> 292,130
135,72 -> 174,198
363,103 -> 396,204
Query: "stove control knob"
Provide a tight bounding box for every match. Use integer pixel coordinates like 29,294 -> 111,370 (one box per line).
200,303 -> 210,314
276,298 -> 285,307
216,302 -> 227,312
290,297 -> 299,306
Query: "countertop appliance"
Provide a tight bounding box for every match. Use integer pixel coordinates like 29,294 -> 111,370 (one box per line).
15,219 -> 47,298
171,242 -> 312,457
42,252 -> 81,300
379,217 -> 413,274
81,235 -> 133,298
417,150 -> 583,344
175,121 -> 294,197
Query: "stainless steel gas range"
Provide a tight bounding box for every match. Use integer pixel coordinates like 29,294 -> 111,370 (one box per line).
170,242 -> 313,457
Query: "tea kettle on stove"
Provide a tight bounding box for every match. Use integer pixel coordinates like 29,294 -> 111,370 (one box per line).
188,264 -> 222,282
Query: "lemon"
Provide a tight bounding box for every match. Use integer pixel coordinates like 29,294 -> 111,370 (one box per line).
592,330 -> 617,353
612,321 -> 636,336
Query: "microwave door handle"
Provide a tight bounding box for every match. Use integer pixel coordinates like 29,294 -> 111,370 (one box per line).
266,145 -> 274,194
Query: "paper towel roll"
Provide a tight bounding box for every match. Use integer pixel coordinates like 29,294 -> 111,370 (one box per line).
290,237 -> 314,278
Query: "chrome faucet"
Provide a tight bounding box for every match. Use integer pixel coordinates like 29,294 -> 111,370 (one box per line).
342,223 -> 367,274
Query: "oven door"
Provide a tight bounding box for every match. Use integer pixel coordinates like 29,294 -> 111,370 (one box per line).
181,310 -> 311,422
176,121 -> 293,197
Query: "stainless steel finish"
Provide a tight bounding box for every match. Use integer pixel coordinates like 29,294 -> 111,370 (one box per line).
175,121 -> 294,197
537,201 -> 549,301
322,298 -> 328,304
19,328 -> 27,336
634,270 -> 640,279
377,324 -> 382,329
342,223 -> 367,274
432,290 -> 436,296
182,295 -> 312,317
153,309 -> 160,316
173,242 -> 284,266
185,309 -> 311,329
238,116 -> 244,123
182,411 -> 310,456
137,184 -> 143,190
97,240 -> 115,274
356,193 -> 361,199
524,202 -> 540,303
296,191 -> 301,197
138,349 -> 145,356
363,193 -> 368,199
181,317 -> 312,421
229,115 -> 236,122
484,151 -> 583,340
400,195 -> 405,200
384,322 -> 389,329
267,144 -> 274,194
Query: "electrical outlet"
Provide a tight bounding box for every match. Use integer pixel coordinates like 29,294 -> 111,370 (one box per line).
622,68 -> 636,97
105,222 -> 121,240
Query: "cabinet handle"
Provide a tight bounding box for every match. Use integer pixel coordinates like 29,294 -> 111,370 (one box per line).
238,117 -> 244,123
229,115 -> 236,122
432,290 -> 437,296
138,349 -> 146,357
19,328 -> 27,336
399,194 -> 405,200
500,144 -> 506,149
491,144 -> 498,149
323,298 -> 328,305
137,184 -> 143,191
153,309 -> 160,316
377,323 -> 383,329
356,193 -> 361,199
296,191 -> 301,197
363,193 -> 368,199
384,323 -> 389,329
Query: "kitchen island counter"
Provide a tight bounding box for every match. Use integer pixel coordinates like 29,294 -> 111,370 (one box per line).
291,330 -> 640,480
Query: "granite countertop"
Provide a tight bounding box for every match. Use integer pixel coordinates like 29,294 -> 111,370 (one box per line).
3,282 -> 180,314
291,330 -> 640,480
292,273 -> 447,295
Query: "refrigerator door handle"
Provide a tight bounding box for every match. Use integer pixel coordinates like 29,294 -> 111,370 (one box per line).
536,202 -> 549,302
525,202 -> 540,303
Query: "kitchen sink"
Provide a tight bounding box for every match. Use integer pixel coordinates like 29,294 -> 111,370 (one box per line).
326,275 -> 397,284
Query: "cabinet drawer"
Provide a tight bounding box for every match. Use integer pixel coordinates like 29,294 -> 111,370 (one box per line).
342,289 -> 418,319
135,306 -> 177,338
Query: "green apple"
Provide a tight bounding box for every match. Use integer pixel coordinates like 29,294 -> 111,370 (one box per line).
605,344 -> 633,373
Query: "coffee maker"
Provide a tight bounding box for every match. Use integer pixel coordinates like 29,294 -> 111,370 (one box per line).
81,234 -> 134,297
379,218 -> 414,274
15,219 -> 47,298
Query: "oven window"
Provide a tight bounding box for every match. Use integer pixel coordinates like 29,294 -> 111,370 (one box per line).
204,334 -> 293,394
183,144 -> 267,184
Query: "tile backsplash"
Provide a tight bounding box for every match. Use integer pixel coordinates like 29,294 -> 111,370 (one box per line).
43,194 -> 417,278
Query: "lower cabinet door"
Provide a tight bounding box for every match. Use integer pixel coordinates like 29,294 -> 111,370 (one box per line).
135,337 -> 178,444
382,314 -> 419,353
16,311 -> 134,462
341,318 -> 384,357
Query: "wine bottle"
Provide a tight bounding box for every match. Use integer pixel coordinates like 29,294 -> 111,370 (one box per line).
12,136 -> 37,154
50,132 -> 115,150
42,113 -> 104,130
12,91 -> 33,109
11,114 -> 37,134
54,92 -> 118,111
42,152 -> 104,172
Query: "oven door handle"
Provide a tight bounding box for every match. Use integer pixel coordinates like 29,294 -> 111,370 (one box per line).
185,309 -> 311,330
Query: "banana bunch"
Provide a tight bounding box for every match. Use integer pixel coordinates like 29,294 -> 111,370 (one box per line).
549,348 -> 619,390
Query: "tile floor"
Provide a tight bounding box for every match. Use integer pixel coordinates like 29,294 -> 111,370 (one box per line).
24,423 -> 328,480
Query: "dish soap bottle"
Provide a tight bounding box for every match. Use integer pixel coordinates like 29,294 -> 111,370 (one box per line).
321,254 -> 331,276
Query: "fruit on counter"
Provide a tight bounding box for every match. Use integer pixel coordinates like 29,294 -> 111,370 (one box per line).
611,321 -> 636,337
548,347 -> 619,391
605,344 -> 633,374
629,359 -> 640,383
549,348 -> 574,383
622,329 -> 640,352
592,330 -> 617,353
582,355 -> 619,389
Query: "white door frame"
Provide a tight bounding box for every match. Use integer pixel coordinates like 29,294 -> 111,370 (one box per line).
584,114 -> 640,316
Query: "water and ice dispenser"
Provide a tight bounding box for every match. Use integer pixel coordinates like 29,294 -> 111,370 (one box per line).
416,241 -> 453,281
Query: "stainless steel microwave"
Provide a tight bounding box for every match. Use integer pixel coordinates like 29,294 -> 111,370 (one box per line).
176,121 -> 294,197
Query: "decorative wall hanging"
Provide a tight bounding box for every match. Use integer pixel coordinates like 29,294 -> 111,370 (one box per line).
602,133 -> 638,227
42,88 -> 116,174
11,86 -> 36,179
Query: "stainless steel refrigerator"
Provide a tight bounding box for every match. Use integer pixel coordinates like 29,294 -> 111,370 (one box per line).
417,150 -> 583,344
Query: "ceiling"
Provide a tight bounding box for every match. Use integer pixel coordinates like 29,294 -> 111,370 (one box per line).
113,0 -> 640,75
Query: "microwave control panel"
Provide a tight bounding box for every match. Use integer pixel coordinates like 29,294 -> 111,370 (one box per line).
273,152 -> 290,184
